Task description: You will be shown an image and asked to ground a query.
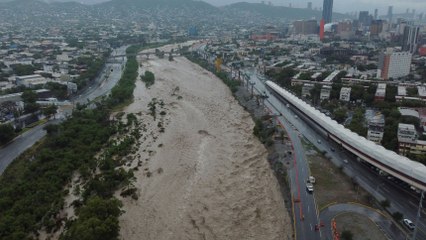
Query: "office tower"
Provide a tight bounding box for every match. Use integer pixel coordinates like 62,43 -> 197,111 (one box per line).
359,11 -> 370,26
388,6 -> 393,23
402,25 -> 420,53
307,2 -> 312,10
322,0 -> 333,24
374,9 -> 378,19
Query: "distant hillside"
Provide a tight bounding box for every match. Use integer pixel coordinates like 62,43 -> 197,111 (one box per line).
224,2 -> 351,21
97,0 -> 217,11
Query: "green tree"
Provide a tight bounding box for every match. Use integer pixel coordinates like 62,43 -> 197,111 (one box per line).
347,108 -> 367,137
333,108 -> 347,123
60,197 -> 122,240
11,64 -> 35,76
341,230 -> 353,240
0,124 -> 16,145
21,90 -> 40,113
141,71 -> 155,88
385,85 -> 397,102
42,105 -> 58,119
21,89 -> 37,103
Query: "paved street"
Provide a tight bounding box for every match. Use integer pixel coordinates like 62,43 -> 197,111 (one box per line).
248,70 -> 322,240
320,203 -> 406,240
0,46 -> 128,175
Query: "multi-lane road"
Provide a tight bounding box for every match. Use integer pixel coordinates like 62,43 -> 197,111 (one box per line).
245,68 -> 426,240
0,46 -> 128,174
245,70 -> 321,239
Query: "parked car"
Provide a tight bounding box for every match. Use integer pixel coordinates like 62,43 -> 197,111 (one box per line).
306,183 -> 314,193
308,176 -> 316,184
403,218 -> 415,230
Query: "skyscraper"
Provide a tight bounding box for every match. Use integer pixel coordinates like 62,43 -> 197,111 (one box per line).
359,11 -> 370,26
388,6 -> 393,23
307,2 -> 312,10
402,25 -> 420,53
322,0 -> 333,24
374,9 -> 378,20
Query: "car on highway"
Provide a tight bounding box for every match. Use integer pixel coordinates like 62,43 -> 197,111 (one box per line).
330,147 -> 335,152
308,176 -> 316,184
317,139 -> 321,144
403,218 -> 416,230
306,183 -> 314,193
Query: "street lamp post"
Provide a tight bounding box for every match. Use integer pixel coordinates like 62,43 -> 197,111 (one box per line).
412,191 -> 424,240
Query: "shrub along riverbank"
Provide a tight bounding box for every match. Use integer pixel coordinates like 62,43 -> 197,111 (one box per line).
0,44 -> 143,240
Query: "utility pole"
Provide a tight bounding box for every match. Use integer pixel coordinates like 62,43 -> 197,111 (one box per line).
412,191 -> 424,240
249,81 -> 255,98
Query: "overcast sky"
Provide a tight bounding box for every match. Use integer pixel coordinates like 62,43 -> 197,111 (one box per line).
203,0 -> 426,15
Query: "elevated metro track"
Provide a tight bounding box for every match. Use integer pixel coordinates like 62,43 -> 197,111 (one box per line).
265,80 -> 426,192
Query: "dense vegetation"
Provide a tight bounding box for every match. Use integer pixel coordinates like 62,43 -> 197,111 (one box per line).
108,45 -> 140,106
141,70 -> 155,88
0,108 -> 114,239
72,55 -> 109,89
0,45 -> 142,240
0,123 -> 16,145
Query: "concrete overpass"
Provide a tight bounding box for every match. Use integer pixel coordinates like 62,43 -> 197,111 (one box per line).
266,80 -> 426,192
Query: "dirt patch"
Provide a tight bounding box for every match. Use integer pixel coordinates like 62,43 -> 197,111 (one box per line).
307,149 -> 371,210
335,213 -> 387,240
118,44 -> 292,240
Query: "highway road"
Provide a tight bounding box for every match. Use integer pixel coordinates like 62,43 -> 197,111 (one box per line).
245,70 -> 321,240
0,46 -> 128,174
245,68 -> 426,240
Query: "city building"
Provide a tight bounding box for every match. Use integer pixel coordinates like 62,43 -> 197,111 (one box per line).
418,86 -> 426,99
370,20 -> 384,37
402,25 -> 420,53
340,87 -> 351,101
366,110 -> 385,144
358,11 -> 371,26
302,83 -> 315,97
398,123 -> 417,143
388,6 -> 393,23
374,9 -> 378,20
322,0 -> 333,24
375,83 -> 386,101
307,2 -> 312,10
378,48 -> 412,80
15,74 -> 48,88
398,123 -> 426,156
398,85 -> 407,96
293,20 -> 318,35
320,85 -> 331,100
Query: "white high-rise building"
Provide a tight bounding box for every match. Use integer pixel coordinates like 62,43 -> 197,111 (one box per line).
378,48 -> 412,80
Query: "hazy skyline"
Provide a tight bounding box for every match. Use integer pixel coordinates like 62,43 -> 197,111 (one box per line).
43,0 -> 426,15
203,0 -> 426,15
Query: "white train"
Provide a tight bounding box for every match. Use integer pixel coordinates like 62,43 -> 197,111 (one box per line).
265,80 -> 426,192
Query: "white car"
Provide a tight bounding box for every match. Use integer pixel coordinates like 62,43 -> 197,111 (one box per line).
308,176 -> 316,184
306,183 -> 314,193
403,219 -> 415,230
